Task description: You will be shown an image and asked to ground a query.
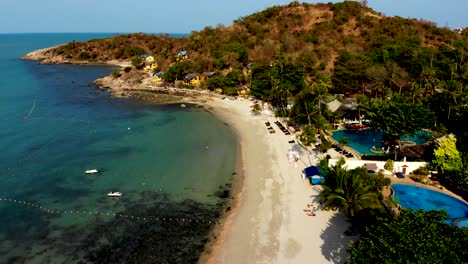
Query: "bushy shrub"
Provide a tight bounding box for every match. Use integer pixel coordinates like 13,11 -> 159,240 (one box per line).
409,174 -> 430,184
384,159 -> 394,171
111,70 -> 121,78
412,166 -> 429,176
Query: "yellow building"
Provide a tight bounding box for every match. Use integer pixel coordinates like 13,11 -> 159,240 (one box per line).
150,71 -> 164,84
184,73 -> 200,86
141,55 -> 158,71
144,63 -> 158,71
177,50 -> 189,61
144,56 -> 154,63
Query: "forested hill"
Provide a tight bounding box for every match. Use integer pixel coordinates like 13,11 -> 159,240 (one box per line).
34,1 -> 466,74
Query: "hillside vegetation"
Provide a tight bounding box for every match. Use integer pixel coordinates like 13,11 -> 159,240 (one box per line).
42,1 -> 466,77
37,1 -> 468,148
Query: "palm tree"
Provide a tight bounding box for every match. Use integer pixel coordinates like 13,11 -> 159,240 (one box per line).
312,82 -> 329,117
298,124 -> 316,147
355,94 -> 368,122
319,164 -> 382,218
313,115 -> 332,142
408,82 -> 424,103
291,87 -> 319,125
339,137 -> 349,148
443,80 -> 462,120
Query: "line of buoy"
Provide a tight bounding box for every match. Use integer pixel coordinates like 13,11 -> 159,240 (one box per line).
0,198 -> 221,225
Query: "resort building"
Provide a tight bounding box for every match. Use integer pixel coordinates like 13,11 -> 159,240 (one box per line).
150,71 -> 164,84
328,158 -> 427,176
141,55 -> 158,71
184,73 -> 200,86
177,50 -> 189,61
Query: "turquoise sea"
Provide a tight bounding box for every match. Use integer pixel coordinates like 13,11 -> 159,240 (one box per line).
0,33 -> 237,263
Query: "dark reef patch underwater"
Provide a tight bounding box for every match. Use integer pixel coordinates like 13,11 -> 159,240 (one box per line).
2,183 -> 232,264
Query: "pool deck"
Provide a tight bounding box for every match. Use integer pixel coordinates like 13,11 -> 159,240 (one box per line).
382,176 -> 467,203
327,137 -> 362,159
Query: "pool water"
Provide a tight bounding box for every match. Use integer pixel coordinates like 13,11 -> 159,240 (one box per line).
392,184 -> 468,224
455,219 -> 468,228
332,130 -> 428,154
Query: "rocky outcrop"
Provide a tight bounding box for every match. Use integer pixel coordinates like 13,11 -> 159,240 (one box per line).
21,45 -> 130,67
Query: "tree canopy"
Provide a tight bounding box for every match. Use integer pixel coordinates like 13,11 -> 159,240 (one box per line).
365,99 -> 435,143
432,135 -> 463,173
347,209 -> 468,264
319,162 -> 384,218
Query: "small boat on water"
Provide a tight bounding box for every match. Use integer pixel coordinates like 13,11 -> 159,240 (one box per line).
107,192 -> 122,197
85,169 -> 99,174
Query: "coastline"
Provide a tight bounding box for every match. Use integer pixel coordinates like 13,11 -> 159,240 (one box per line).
20,49 -> 354,263
188,96 -> 353,264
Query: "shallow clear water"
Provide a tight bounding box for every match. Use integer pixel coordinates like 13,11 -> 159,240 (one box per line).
392,184 -> 468,223
0,33 -> 237,263
332,130 -> 428,154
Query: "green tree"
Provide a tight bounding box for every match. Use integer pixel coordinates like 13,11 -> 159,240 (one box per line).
313,115 -> 332,142
163,62 -> 192,83
311,82 -> 329,117
252,103 -> 262,113
131,56 -> 143,68
365,99 -> 435,148
432,135 -> 463,173
250,59 -> 305,109
319,163 -> 382,218
348,210 -> 468,264
355,94 -> 369,121
298,124 -> 316,146
339,136 -> 349,148
290,86 -> 319,125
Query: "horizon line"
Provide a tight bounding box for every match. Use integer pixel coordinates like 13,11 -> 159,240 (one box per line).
0,32 -> 190,35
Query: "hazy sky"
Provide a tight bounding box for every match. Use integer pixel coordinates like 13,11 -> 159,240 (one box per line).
1,0 -> 466,33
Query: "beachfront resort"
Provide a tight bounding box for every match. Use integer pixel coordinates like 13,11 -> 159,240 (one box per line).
16,2 -> 468,263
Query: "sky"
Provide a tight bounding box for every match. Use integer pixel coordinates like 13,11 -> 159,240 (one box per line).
0,0 -> 466,33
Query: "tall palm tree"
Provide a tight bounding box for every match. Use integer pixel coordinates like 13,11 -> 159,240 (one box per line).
314,115 -> 332,142
443,80 -> 462,120
319,164 -> 382,218
298,124 -> 316,147
312,82 -> 329,117
291,87 -> 319,125
408,82 -> 424,103
355,94 -> 368,122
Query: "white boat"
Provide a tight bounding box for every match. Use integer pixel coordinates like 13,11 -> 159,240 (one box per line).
85,169 -> 99,174
107,192 -> 122,197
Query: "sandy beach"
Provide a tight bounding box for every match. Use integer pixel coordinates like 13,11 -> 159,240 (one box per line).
195,96 -> 354,264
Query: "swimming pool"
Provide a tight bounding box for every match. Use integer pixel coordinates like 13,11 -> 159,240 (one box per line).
392,184 -> 468,224
332,130 -> 428,154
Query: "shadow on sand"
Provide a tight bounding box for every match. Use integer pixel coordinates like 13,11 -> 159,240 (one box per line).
319,212 -> 357,264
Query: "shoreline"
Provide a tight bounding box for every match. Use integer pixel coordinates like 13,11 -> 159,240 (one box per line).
196,100 -> 246,264
20,50 -> 354,263
188,96 -> 354,264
